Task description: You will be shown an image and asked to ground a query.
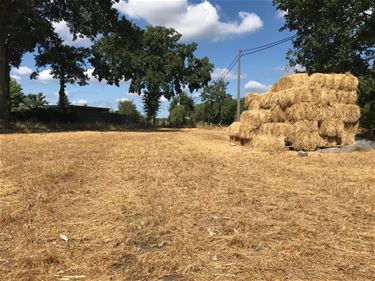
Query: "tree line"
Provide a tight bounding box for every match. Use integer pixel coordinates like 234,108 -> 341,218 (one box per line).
0,1 -> 212,125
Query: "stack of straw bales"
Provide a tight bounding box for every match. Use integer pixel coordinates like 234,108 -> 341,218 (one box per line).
227,73 -> 360,151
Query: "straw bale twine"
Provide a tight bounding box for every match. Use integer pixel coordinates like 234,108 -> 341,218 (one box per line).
240,110 -> 270,129
269,73 -> 309,93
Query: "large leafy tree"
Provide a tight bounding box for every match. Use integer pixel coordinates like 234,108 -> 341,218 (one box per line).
0,0 -> 120,121
32,37 -> 90,110
91,25 -> 213,124
273,0 -> 374,76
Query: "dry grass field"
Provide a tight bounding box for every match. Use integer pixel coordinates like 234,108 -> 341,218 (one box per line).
1,128 -> 374,281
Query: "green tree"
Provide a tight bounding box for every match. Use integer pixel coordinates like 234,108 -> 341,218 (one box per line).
358,76 -> 375,137
0,0 -> 120,121
273,0 -> 374,76
117,99 -> 141,122
91,25 -> 212,125
199,80 -> 237,125
168,92 -> 196,127
169,106 -> 188,128
31,37 -> 89,110
22,93 -> 48,110
9,79 -> 24,112
9,79 -> 48,112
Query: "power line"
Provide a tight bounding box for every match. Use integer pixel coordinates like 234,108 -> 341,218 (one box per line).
241,35 -> 296,57
217,55 -> 238,81
241,35 -> 297,53
216,35 -> 297,82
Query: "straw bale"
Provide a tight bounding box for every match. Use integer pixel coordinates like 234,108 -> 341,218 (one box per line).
309,73 -> 341,90
245,93 -> 264,110
258,93 -> 273,109
336,90 -> 357,104
270,86 -> 312,109
344,121 -> 359,135
334,104 -> 360,123
269,105 -> 287,122
293,120 -> 319,133
226,121 -> 255,141
251,134 -> 286,152
240,110 -> 270,129
286,103 -> 320,121
311,88 -> 337,105
320,136 -> 342,147
339,73 -> 359,91
319,119 -> 344,137
290,131 -> 323,151
269,73 -> 309,93
259,123 -> 294,138
340,130 -> 356,146
226,122 -> 241,137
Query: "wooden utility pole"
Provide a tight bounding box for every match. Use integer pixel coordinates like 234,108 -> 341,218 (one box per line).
237,48 -> 241,121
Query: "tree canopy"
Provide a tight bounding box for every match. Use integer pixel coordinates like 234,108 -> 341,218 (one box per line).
273,0 -> 374,76
32,37 -> 90,110
0,0 -> 121,120
91,25 -> 213,124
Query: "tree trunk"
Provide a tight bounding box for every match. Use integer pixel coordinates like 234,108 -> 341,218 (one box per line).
0,38 -> 10,122
58,78 -> 67,111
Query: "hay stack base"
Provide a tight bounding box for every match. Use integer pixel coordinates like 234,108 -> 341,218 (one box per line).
230,73 -> 360,151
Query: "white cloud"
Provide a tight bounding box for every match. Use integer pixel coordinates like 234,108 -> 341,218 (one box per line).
159,95 -> 168,102
114,0 -> 263,41
11,75 -> 21,82
276,10 -> 287,19
116,98 -> 131,102
36,69 -> 55,83
244,80 -> 268,93
53,21 -> 92,47
13,66 -> 33,76
73,99 -> 88,106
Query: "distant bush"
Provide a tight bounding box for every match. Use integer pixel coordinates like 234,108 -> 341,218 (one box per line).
117,100 -> 142,122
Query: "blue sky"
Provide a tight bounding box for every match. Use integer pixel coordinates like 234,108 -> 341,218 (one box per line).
11,0 -> 299,118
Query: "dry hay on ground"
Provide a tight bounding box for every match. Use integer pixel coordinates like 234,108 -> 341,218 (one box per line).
229,73 -> 360,151
1,129 -> 374,281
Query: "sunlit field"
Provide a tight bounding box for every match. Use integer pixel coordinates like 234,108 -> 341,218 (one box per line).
1,128 -> 374,280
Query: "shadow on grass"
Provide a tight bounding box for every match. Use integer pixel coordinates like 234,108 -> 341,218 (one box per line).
0,121 -> 183,134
